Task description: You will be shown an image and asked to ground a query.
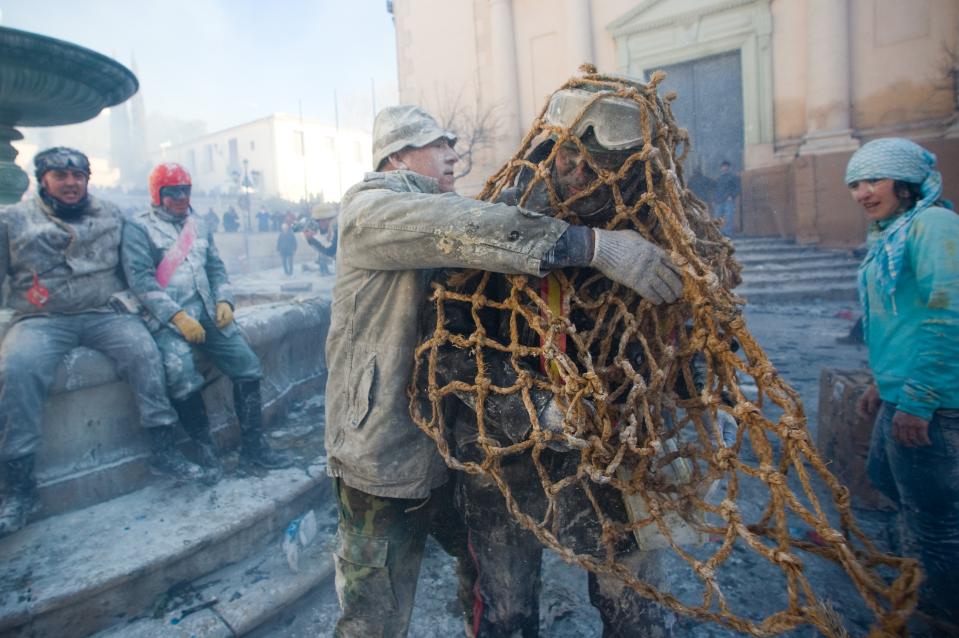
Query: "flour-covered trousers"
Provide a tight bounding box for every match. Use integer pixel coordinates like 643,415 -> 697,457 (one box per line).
0,312 -> 178,460
152,311 -> 261,401
714,200 -> 736,235
458,466 -> 675,638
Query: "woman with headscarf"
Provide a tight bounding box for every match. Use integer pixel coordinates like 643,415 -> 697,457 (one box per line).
847,137 -> 958,632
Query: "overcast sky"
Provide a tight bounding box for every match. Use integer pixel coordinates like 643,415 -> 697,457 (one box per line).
0,0 -> 399,132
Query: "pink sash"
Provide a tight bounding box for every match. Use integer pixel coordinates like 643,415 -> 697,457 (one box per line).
155,217 -> 197,288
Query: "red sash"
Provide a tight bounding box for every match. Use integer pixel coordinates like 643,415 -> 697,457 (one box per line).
155,218 -> 196,288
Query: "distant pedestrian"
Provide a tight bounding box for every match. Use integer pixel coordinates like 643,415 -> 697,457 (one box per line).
712,160 -> 740,235
204,207 -> 220,233
276,224 -> 297,276
271,211 -> 284,232
256,208 -> 270,233
304,203 -> 338,277
223,206 -> 240,233
687,163 -> 714,206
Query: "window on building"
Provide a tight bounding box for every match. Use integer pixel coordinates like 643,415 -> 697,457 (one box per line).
187,149 -> 197,175
320,136 -> 334,151
228,137 -> 239,170
251,170 -> 263,189
294,130 -> 305,156
203,144 -> 214,172
250,140 -> 255,151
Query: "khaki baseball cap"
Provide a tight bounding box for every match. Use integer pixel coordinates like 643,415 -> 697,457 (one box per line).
371,105 -> 457,171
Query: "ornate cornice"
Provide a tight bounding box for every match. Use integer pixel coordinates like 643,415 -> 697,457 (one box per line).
608,0 -> 765,38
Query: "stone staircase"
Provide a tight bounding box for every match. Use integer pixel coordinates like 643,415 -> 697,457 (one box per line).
732,237 -> 861,304
0,299 -> 334,638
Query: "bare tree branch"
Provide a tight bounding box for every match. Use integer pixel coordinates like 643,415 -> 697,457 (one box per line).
935,38 -> 959,111
428,84 -> 502,179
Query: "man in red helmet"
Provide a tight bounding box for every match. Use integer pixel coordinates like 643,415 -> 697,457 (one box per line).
0,148 -> 210,538
121,163 -> 293,473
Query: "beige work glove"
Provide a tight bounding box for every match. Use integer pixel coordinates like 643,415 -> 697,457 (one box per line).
172,311 -> 206,344
215,302 -> 234,328
590,229 -> 684,304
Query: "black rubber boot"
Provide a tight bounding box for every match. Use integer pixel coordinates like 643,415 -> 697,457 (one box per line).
233,379 -> 295,469
0,455 -> 39,539
172,393 -> 223,486
148,426 -> 208,482
172,394 -> 223,483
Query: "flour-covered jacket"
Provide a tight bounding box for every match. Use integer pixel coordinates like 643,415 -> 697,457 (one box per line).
0,195 -> 125,317
121,206 -> 235,334
325,170 -> 569,499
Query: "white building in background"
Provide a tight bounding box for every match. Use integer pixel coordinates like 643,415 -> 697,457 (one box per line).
153,114 -> 372,203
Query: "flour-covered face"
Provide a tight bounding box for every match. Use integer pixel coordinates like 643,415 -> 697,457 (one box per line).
41,169 -> 88,205
160,185 -> 192,216
848,178 -> 901,222
552,141 -> 633,217
391,138 -> 459,193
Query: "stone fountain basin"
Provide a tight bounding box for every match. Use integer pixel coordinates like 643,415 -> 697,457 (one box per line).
0,26 -> 138,127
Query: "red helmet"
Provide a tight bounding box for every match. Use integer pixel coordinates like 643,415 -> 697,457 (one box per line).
148,163 -> 192,205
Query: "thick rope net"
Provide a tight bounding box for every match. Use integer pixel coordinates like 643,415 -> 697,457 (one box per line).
409,69 -> 920,636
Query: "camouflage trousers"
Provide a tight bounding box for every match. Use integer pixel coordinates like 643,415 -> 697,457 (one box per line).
332,478 -> 475,638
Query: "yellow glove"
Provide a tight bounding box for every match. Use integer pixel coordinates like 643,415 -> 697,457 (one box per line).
171,311 -> 206,344
215,302 -> 234,328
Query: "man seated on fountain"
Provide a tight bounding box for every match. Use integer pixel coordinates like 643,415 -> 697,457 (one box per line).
120,163 -> 294,479
0,147 -> 212,538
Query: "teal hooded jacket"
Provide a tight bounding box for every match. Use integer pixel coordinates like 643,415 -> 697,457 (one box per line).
862,205 -> 959,419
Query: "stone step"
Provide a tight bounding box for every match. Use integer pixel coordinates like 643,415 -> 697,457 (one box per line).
741,256 -> 861,273
739,270 -> 860,289
93,495 -> 337,638
736,284 -> 859,304
731,243 -> 815,257
731,236 -> 795,248
0,464 -> 330,638
735,250 -> 859,266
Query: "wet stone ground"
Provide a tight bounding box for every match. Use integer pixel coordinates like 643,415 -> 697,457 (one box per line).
256,301 -> 902,638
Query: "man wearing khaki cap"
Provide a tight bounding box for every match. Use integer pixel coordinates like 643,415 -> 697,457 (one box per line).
325,104 -> 683,637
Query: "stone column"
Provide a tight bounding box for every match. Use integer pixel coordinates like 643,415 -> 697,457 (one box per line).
565,0 -> 594,72
799,0 -> 859,154
489,0 -> 523,157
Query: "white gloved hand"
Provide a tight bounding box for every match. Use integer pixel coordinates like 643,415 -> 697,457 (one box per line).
590,229 -> 684,304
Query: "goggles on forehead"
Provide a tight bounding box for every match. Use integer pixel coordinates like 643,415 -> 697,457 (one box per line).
544,89 -> 649,152
159,185 -> 192,199
34,147 -> 91,180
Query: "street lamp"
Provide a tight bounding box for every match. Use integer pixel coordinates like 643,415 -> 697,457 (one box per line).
240,158 -> 254,233
239,158 -> 255,269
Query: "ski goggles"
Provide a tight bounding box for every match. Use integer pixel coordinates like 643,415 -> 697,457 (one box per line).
544,89 -> 648,151
159,185 -> 192,200
34,147 -> 91,180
